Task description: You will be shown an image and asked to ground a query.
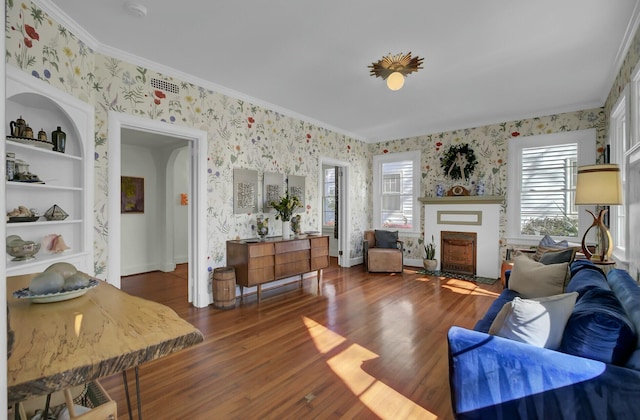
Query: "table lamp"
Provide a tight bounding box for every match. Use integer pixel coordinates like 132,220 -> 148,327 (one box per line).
575,164 -> 622,261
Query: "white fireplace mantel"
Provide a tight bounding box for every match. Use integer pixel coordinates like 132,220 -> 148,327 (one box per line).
423,196 -> 504,279
419,195 -> 505,205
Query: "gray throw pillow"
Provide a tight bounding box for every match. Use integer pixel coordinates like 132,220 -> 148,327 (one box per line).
374,230 -> 398,249
508,255 -> 568,298
539,248 -> 577,265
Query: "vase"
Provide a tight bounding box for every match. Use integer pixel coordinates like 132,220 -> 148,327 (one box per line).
256,216 -> 268,240
423,259 -> 437,272
51,126 -> 66,153
282,219 -> 291,239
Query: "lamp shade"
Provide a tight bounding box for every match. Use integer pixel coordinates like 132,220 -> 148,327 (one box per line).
386,72 -> 405,91
575,164 -> 622,205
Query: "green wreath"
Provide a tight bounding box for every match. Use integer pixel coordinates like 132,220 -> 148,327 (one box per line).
441,143 -> 477,181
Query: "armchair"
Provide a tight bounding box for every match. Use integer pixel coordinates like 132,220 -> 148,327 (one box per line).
363,230 -> 404,273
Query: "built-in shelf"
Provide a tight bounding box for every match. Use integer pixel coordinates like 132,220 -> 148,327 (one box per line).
5,65 -> 94,276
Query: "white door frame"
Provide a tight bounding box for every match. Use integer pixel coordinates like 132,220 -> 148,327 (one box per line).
319,157 -> 351,267
108,112 -> 210,307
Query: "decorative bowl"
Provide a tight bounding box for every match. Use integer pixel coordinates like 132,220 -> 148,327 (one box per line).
7,240 -> 41,261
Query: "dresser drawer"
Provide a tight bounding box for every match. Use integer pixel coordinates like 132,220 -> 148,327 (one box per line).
275,239 -> 310,253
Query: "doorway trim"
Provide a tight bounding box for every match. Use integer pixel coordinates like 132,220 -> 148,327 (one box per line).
108,112 -> 209,308
319,157 -> 351,267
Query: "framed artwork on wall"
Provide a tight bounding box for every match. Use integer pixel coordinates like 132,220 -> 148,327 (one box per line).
233,168 -> 258,214
288,174 -> 305,212
263,172 -> 284,211
121,176 -> 145,213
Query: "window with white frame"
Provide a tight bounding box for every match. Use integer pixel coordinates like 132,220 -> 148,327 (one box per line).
322,167 -> 336,227
610,87 -> 628,257
373,151 -> 420,233
507,130 -> 596,242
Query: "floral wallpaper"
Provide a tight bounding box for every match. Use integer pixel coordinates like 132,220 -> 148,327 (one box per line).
5,0 -> 370,285
370,109 -> 606,260
6,0 -> 639,291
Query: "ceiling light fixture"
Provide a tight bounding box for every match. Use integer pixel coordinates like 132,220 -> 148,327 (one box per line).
369,52 -> 424,91
124,1 -> 148,18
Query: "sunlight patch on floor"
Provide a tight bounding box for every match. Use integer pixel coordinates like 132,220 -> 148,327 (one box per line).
303,317 -> 437,419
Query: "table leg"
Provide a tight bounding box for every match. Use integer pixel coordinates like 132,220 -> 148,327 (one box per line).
123,368 -> 143,420
43,393 -> 51,419
123,370 -> 133,420
257,284 -> 262,303
135,366 -> 142,420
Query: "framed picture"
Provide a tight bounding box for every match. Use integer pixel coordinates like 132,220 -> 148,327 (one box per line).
288,174 -> 305,213
263,172 -> 284,211
121,176 -> 145,213
233,168 -> 258,214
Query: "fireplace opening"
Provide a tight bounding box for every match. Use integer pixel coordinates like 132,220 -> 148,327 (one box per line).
441,231 -> 477,276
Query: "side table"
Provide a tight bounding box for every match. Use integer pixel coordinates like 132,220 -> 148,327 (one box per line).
591,259 -> 616,274
500,260 -> 514,288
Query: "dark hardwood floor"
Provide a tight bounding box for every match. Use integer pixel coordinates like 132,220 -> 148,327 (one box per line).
101,259 -> 502,419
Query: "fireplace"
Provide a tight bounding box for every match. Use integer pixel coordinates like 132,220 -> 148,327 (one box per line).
421,196 -> 504,278
441,231 -> 477,276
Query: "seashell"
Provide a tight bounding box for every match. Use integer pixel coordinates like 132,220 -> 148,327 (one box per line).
50,235 -> 70,253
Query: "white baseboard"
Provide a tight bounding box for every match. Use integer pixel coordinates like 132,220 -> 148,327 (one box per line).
348,257 -> 363,267
404,258 -> 423,268
121,262 -> 175,276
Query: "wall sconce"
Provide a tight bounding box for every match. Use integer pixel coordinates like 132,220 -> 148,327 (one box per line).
369,52 -> 423,91
575,164 -> 622,261
180,193 -> 189,206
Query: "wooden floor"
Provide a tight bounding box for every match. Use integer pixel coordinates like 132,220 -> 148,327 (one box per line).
101,260 -> 502,419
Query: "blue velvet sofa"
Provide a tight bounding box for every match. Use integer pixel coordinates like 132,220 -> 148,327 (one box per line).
448,260 -> 640,419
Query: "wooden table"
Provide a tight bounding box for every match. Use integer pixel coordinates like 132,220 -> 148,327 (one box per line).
7,273 -> 204,408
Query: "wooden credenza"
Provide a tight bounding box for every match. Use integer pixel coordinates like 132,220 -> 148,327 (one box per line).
227,235 -> 329,301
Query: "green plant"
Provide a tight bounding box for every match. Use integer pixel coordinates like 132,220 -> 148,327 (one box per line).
270,190 -> 301,221
424,235 -> 436,260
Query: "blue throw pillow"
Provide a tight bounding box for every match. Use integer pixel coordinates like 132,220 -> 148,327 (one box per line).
560,288 -> 637,366
374,230 -> 398,249
539,234 -> 569,248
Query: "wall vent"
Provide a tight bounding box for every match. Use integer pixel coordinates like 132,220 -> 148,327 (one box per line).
151,78 -> 179,94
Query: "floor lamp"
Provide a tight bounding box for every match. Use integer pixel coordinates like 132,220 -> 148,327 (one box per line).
575,164 -> 622,262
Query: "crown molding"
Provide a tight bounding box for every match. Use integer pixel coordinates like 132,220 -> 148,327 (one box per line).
32,0 -> 367,144
601,0 -> 640,104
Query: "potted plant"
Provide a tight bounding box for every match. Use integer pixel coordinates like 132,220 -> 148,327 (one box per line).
270,190 -> 301,239
423,235 -> 437,271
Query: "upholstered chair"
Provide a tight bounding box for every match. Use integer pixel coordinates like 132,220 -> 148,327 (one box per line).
363,230 -> 404,273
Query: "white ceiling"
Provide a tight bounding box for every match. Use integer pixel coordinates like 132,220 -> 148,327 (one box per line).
43,0 -> 640,143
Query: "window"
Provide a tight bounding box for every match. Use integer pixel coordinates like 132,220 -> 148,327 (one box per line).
373,151 -> 420,233
610,87 -> 628,257
323,167 -> 336,226
507,130 -> 596,242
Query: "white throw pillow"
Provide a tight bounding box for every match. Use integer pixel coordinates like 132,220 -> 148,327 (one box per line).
489,292 -> 578,350
508,254 -> 568,298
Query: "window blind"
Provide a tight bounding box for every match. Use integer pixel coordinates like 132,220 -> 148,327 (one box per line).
520,143 -> 578,235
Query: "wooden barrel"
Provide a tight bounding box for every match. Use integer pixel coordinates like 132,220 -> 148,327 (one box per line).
213,267 -> 236,309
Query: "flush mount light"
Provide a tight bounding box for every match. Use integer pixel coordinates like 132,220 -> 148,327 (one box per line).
369,52 -> 423,91
124,1 -> 148,17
